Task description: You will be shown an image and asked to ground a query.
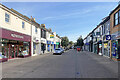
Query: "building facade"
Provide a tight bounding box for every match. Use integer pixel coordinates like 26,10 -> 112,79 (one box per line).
31,18 -> 41,56
110,4 -> 120,61
0,4 -> 31,60
84,3 -> 120,61
101,16 -> 110,58
0,4 -> 61,62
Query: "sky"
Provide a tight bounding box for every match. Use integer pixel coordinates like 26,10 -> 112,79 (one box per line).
1,2 -> 118,42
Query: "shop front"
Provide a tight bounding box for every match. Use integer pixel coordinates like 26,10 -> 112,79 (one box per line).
41,38 -> 46,54
0,28 -> 31,61
51,42 -> 54,52
103,41 -> 110,57
32,37 -> 40,56
111,34 -> 120,61
56,42 -> 60,49
47,41 -> 51,52
97,40 -> 102,55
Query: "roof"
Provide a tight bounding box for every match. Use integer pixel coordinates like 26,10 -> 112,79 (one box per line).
110,4 -> 120,15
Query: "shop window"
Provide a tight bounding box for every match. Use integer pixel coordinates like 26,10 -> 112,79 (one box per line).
22,22 -> 25,29
114,12 -> 118,26
5,13 -> 10,23
18,42 -> 30,56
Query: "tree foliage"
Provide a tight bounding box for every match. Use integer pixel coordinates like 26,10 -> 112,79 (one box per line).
77,36 -> 84,47
61,36 -> 69,47
69,41 -> 74,45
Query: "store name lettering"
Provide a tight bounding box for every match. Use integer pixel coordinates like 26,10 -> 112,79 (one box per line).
11,34 -> 24,39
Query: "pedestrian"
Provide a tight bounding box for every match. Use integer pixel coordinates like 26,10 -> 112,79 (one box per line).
43,45 -> 45,54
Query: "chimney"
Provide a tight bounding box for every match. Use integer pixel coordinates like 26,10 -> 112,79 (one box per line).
48,28 -> 52,32
31,16 -> 35,21
41,24 -> 45,28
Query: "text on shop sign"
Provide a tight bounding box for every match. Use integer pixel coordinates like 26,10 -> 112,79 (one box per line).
11,34 -> 24,39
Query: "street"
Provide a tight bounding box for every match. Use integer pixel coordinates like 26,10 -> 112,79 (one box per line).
2,49 -> 118,78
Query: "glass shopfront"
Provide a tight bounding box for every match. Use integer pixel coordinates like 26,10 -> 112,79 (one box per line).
1,39 -> 30,59
103,42 -> 109,56
111,39 -> 120,59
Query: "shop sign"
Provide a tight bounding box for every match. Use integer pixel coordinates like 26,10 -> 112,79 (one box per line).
51,42 -> 54,44
56,42 -> 59,45
50,35 -> 54,38
104,43 -> 108,48
96,32 -> 100,35
106,35 -> 111,40
47,41 -> 51,44
11,34 -> 24,39
2,28 -> 31,42
41,40 -> 45,43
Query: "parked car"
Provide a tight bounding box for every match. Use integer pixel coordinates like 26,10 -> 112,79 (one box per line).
53,48 -> 63,55
60,48 -> 64,53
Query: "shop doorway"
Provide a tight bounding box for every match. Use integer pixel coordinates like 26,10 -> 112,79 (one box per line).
9,44 -> 18,59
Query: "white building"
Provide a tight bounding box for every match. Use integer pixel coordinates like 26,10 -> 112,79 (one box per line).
31,18 -> 41,56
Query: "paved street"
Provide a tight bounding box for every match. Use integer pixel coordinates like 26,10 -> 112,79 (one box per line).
2,49 -> 118,78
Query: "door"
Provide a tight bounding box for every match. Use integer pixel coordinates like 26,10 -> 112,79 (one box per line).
9,44 -> 18,59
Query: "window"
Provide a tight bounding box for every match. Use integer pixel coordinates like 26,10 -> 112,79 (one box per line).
41,29 -> 46,38
114,10 -> 120,26
35,27 -> 38,34
5,13 -> 10,23
22,22 -> 25,29
119,10 -> 120,24
114,12 -> 118,26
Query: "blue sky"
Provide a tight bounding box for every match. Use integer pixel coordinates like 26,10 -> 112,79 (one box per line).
2,2 -> 118,42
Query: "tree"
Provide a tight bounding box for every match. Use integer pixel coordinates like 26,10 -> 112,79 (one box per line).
61,36 -> 69,47
77,36 -> 84,47
69,41 -> 74,46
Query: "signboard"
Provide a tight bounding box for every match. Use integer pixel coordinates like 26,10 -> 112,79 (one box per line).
11,34 -> 24,39
106,35 -> 111,40
47,41 -> 51,44
104,43 -> 108,48
96,32 -> 100,35
56,42 -> 59,45
2,28 -> 31,42
50,35 -> 54,38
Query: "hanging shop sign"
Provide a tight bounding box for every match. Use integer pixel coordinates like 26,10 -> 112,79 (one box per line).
106,35 -> 111,40
50,35 -> 54,38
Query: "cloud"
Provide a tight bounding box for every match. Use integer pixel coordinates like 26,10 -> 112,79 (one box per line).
42,9 -> 93,20
41,4 -> 116,21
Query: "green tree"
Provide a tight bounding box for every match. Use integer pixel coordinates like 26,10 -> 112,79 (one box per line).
77,36 -> 84,47
61,36 -> 69,47
69,41 -> 74,45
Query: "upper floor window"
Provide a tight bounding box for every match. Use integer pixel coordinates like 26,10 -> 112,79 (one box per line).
5,13 -> 10,23
114,10 -> 120,26
22,22 -> 25,29
41,29 -> 46,38
35,27 -> 38,34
